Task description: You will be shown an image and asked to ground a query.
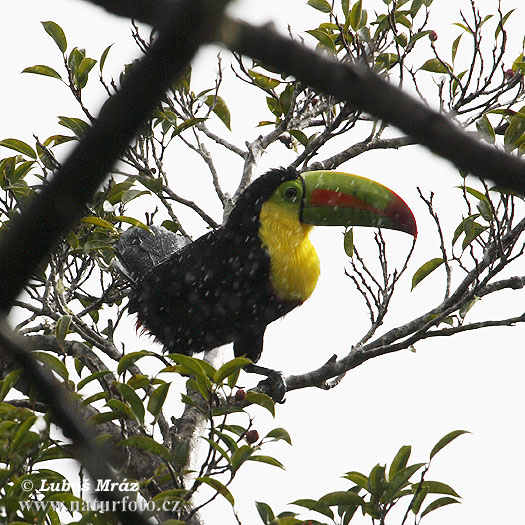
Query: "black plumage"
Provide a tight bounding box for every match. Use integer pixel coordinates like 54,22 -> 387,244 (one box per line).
115,167 -> 301,364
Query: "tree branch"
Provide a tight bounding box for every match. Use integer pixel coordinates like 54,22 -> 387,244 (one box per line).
220,18 -> 525,193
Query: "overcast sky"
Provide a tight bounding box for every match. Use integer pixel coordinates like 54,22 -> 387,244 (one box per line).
1,1 -> 524,524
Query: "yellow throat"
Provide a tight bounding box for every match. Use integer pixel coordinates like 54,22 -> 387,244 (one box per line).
258,201 -> 320,302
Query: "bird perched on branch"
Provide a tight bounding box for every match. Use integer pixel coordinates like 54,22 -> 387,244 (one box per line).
115,167 -> 416,399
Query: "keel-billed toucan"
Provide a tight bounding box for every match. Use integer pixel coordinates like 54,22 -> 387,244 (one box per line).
115,167 -> 416,396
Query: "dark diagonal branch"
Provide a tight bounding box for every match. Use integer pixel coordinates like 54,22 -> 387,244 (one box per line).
74,2 -> 525,197
221,19 -> 525,192
0,0 -> 230,313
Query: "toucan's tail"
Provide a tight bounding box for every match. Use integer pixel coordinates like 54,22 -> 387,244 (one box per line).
114,226 -> 189,283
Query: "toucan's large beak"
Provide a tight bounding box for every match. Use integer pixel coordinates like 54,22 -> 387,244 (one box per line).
299,171 -> 417,237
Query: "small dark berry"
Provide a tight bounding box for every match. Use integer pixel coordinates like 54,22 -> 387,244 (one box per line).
429,31 -> 438,42
235,389 -> 247,402
504,69 -> 515,80
245,429 -> 259,444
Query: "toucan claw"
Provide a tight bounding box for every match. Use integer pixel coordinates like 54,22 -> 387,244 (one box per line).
257,371 -> 287,404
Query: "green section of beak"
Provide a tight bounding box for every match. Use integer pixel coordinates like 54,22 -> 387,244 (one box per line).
300,171 -> 417,237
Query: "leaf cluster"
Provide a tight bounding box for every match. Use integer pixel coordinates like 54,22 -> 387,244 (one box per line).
255,430 -> 467,525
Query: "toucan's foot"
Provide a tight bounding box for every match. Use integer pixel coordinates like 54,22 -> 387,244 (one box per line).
244,364 -> 287,403
257,371 -> 287,403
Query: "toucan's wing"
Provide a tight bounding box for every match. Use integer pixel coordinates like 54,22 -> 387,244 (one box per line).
114,226 -> 190,283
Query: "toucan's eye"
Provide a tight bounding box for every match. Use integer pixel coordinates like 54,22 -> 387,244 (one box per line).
284,187 -> 298,200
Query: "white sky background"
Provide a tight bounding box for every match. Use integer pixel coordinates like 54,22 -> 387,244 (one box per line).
1,0 -> 524,524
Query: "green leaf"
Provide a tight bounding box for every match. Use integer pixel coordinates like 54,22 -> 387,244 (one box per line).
58,116 -> 90,138
376,53 -> 399,70
68,47 -> 85,73
147,383 -> 170,420
385,463 -> 426,500
266,96 -> 282,117
408,30 -> 432,46
11,416 -> 37,452
248,455 -> 285,469
83,391 -> 108,406
476,115 -> 495,143
187,377 -> 210,401
0,369 -> 22,402
368,464 -> 386,496
411,257 -> 443,290
90,410 -> 121,424
289,130 -> 309,146
43,134 -> 76,147
0,139 -> 37,159
196,477 -> 235,506
245,391 -> 275,416
171,117 -> 206,138
115,382 -> 144,423
11,160 -> 34,184
214,430 -> 239,453
255,501 -> 275,525
55,314 -> 72,343
291,498 -> 334,519
343,228 -> 354,257
477,199 -> 493,221
159,219 -> 178,233
204,95 -> 231,130
119,435 -> 170,462
451,34 -> 462,63
280,84 -> 294,115
36,444 -> 74,463
83,240 -> 113,253
117,350 -> 154,375
100,44 -> 113,73
167,354 -> 211,387
127,374 -> 150,390
389,445 -> 411,479
504,110 -> 525,151
461,186 -> 487,201
214,357 -> 251,385
201,437 -> 230,463
461,221 -> 487,250
306,29 -> 336,53
121,189 -> 150,204
80,216 -> 115,230
453,22 -> 474,35
395,33 -> 408,47
76,57 -> 97,88
430,429 -> 470,459
414,480 -> 460,498
420,58 -> 449,73
248,70 -> 281,90
106,399 -> 134,420
231,445 -> 254,472
349,0 -> 363,31
495,9 -> 515,39
22,65 -> 62,80
42,21 -> 67,53
317,491 -> 364,507
420,496 -> 459,517
33,351 -> 69,381
409,0 -> 424,17
307,0 -> 332,13
77,370 -> 113,391
264,427 -> 292,445
452,214 -> 478,245
114,216 -> 150,231
342,471 -> 369,490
